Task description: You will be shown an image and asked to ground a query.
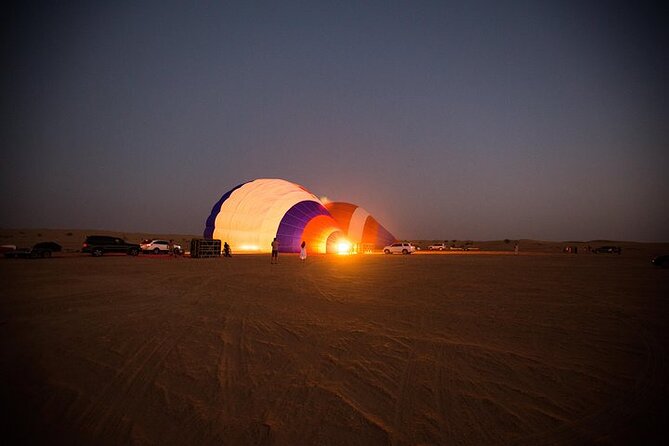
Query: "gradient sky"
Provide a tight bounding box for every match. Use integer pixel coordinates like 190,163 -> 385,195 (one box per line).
3,0 -> 667,241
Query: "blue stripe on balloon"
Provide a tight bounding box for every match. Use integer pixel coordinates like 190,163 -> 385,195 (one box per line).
275,201 -> 331,253
203,181 -> 248,239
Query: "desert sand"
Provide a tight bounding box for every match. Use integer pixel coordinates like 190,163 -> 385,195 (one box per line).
1,232 -> 668,445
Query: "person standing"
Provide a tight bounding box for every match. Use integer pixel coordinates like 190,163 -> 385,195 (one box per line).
271,238 -> 279,264
299,240 -> 307,262
223,242 -> 231,257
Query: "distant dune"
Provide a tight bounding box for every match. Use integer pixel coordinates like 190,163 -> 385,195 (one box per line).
1,228 -> 667,256
0,228 -> 199,252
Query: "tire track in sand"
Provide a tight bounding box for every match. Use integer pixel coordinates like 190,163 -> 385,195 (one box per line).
516,314 -> 666,445
213,293 -> 256,425
390,326 -> 419,444
74,275 -> 217,440
75,329 -> 189,439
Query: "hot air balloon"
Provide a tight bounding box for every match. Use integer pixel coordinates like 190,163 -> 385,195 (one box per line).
205,179 -> 395,254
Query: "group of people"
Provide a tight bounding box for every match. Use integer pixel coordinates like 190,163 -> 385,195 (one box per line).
219,238 -> 307,263
270,238 -> 307,264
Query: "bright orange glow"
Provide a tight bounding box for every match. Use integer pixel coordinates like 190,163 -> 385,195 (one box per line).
301,215 -> 341,253
336,239 -> 352,255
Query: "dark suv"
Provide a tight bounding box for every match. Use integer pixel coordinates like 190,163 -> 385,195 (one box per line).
82,236 -> 140,257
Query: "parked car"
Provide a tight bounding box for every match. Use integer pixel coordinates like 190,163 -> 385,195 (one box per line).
140,239 -> 183,255
4,241 -> 62,259
141,239 -> 171,254
383,242 -> 416,255
593,246 -> 622,254
82,235 -> 140,257
427,243 -> 447,251
651,255 -> 669,268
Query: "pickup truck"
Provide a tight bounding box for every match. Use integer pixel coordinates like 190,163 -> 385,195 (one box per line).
4,242 -> 62,258
427,243 -> 447,251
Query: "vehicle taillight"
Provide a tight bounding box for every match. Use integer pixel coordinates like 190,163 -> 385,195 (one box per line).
83,243 -> 88,248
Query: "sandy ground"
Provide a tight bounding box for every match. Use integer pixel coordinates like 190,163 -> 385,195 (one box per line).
1,247 -> 668,445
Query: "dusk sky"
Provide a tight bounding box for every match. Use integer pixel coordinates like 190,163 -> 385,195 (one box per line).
3,1 -> 667,241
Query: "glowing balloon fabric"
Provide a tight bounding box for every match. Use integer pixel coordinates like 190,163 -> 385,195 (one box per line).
324,202 -> 396,248
205,179 -> 396,253
275,200 -> 343,254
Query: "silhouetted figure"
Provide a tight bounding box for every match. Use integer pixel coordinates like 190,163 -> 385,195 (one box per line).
300,240 -> 307,262
271,238 -> 279,264
223,242 -> 232,257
